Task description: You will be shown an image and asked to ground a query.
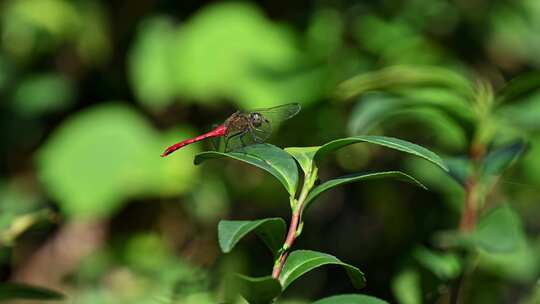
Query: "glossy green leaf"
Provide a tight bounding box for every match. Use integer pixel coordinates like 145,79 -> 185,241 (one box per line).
285,147 -> 319,176
195,144 -> 299,196
304,171 -> 426,211
218,218 -> 286,257
0,282 -> 65,301
312,294 -> 389,304
315,135 -> 448,171
279,250 -> 365,290
235,275 -> 282,304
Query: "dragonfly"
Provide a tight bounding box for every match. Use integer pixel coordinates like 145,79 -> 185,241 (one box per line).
161,103 -> 301,157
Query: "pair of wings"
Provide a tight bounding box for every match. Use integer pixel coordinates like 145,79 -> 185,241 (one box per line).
213,103 -> 301,152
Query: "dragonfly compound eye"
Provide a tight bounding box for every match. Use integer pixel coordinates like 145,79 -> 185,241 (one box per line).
250,113 -> 263,127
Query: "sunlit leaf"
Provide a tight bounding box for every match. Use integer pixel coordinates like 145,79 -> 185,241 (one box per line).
195,144 -> 299,196
128,16 -> 179,109
0,282 -> 65,301
391,268 -> 421,304
285,147 -> 319,176
279,250 -> 365,290
218,218 -> 286,257
128,2 -> 324,109
315,135 -> 448,171
312,294 -> 389,304
304,171 -> 426,211
37,103 -> 199,218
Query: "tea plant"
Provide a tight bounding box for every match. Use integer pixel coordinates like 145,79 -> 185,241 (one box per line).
194,135 -> 448,303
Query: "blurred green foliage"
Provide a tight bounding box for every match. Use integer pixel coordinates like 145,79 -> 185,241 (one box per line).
37,104 -> 199,218
1,0 -> 540,303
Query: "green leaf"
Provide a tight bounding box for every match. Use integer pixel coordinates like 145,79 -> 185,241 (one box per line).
0,282 -> 65,301
385,108 -> 467,151
195,144 -> 299,196
347,94 -> 401,135
279,250 -> 365,290
412,246 -> 461,280
391,269 -> 421,304
435,204 -> 523,253
128,2 -> 322,109
235,275 -> 282,304
497,91 -> 540,131
472,204 -> 522,253
218,218 -> 286,257
481,141 -> 526,177
315,135 -> 448,171
13,73 -> 75,116
337,65 -> 473,101
347,93 -> 471,144
304,171 -> 426,211
37,103 -> 199,219
285,147 -> 319,176
444,156 -> 472,187
128,16 -> 179,109
497,71 -> 540,104
312,294 -> 389,304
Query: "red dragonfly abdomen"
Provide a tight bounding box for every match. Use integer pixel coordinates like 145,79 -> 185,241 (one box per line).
161,124 -> 227,157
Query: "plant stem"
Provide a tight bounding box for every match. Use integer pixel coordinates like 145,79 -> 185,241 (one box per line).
452,81 -> 494,302
272,168 -> 316,279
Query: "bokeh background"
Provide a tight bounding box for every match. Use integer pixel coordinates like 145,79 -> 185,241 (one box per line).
1,0 -> 540,303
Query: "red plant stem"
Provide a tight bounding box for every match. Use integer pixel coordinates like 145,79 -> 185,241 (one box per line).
459,179 -> 477,232
451,142 -> 486,304
272,210 -> 300,279
458,143 -> 484,233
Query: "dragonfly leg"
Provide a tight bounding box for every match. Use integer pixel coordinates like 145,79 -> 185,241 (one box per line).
239,132 -> 248,147
250,130 -> 263,143
224,130 -> 247,152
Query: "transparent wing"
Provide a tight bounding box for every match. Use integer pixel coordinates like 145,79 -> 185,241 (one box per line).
224,122 -> 271,152
246,103 -> 301,125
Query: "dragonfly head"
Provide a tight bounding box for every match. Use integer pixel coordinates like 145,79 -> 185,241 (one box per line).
249,112 -> 264,127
